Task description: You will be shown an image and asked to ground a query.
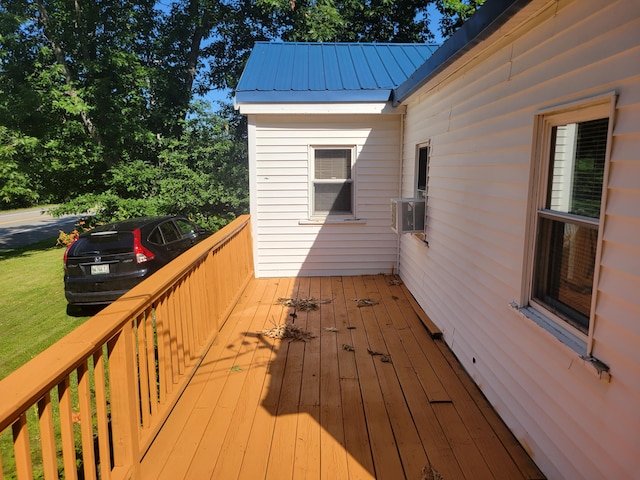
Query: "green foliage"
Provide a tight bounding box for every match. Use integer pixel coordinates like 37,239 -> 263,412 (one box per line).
1,0 -> 480,224
51,103 -> 248,231
436,0 -> 485,37
56,219 -> 96,247
0,127 -> 40,207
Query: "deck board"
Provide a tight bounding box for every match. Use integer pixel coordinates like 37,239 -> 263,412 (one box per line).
236,277 -> 294,479
140,275 -> 545,480
293,277 -> 322,480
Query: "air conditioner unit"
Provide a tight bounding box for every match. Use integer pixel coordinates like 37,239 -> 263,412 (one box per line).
391,198 -> 425,234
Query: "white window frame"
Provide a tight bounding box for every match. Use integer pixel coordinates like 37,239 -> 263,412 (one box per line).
520,92 -> 616,355
309,145 -> 356,220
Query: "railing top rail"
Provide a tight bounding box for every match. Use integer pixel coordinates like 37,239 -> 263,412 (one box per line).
0,215 -> 251,432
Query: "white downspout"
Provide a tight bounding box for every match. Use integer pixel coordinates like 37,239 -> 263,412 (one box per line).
246,116 -> 260,277
395,112 -> 405,276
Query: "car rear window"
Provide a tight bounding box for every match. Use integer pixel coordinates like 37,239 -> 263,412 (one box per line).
72,232 -> 134,255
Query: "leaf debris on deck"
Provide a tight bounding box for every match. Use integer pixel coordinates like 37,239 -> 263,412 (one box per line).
352,298 -> 379,307
258,323 -> 316,342
277,297 -> 331,311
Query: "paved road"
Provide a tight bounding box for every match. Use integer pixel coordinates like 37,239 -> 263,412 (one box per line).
0,207 -> 86,250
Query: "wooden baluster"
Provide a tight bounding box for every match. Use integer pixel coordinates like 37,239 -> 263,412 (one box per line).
12,413 -> 33,480
58,376 -> 77,480
37,393 -> 59,479
77,361 -> 97,480
107,322 -> 141,478
92,348 -> 112,480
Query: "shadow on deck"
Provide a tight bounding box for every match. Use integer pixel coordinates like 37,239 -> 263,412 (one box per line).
140,275 -> 545,480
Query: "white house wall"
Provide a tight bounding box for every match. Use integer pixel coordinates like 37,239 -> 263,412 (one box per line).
399,0 -> 640,479
249,114 -> 401,277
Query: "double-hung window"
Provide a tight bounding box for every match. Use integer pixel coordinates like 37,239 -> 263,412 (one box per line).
527,96 -> 614,342
311,147 -> 354,217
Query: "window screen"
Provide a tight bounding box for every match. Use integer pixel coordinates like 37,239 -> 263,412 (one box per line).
315,149 -> 351,179
547,118 -> 608,219
312,148 -> 353,216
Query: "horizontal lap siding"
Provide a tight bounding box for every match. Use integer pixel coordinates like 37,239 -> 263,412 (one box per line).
399,1 -> 640,479
251,115 -> 400,277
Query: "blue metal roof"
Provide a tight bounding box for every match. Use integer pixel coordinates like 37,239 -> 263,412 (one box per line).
235,42 -> 439,103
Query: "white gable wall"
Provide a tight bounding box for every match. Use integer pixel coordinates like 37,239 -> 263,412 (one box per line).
399,0 -> 640,478
248,114 -> 402,277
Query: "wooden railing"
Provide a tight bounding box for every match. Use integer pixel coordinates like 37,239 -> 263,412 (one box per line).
0,215 -> 253,480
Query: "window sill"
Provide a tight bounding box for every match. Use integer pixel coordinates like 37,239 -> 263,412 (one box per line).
412,232 -> 429,246
510,302 -> 587,355
509,303 -> 611,382
299,218 -> 366,225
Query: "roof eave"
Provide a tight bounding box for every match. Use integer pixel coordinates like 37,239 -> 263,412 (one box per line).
393,0 -> 533,105
235,89 -> 393,104
235,100 -> 403,116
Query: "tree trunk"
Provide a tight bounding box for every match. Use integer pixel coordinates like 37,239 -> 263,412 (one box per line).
183,0 -> 216,116
35,0 -> 102,147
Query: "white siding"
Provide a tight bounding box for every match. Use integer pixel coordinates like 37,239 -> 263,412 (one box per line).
399,1 -> 640,479
249,114 -> 401,277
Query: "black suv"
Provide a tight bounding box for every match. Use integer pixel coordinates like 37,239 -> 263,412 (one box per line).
64,216 -> 210,311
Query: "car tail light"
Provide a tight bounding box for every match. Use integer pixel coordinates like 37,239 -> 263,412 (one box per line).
63,239 -> 77,271
133,228 -> 155,263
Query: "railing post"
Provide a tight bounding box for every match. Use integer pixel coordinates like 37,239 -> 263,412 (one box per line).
107,319 -> 141,479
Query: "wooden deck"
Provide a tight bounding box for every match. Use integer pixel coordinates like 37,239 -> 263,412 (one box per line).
140,275 -> 545,480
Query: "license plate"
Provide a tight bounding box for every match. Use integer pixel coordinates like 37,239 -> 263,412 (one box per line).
91,264 -> 110,275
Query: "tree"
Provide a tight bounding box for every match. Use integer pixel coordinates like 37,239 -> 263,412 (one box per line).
283,0 -> 434,42
0,127 -> 40,206
436,0 -> 485,37
0,0 -> 159,207
51,102 -> 249,231
1,0 -> 484,226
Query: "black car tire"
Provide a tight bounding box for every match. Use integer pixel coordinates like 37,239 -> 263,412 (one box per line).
66,304 -> 87,317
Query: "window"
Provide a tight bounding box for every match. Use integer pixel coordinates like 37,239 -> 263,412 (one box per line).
528,98 -> 613,337
148,227 -> 164,245
406,143 -> 429,238
311,147 -> 354,217
175,219 -> 196,237
416,144 -> 430,199
159,221 -> 180,243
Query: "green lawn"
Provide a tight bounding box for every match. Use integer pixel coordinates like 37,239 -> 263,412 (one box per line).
0,238 -> 90,380
1,238 -> 94,479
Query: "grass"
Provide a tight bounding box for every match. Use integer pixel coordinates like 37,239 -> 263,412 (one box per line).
0,237 -> 90,380
0,237 -> 93,479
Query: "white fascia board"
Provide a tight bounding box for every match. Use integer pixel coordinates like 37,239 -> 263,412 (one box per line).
236,102 -> 405,115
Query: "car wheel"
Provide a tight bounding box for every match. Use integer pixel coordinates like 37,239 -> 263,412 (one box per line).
66,304 -> 87,317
